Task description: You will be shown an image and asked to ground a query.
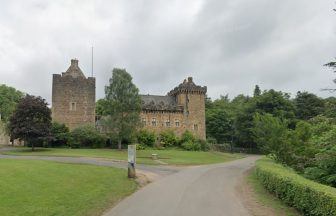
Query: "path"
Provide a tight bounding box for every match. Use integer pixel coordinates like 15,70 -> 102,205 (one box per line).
104,156 -> 259,216
0,151 -> 181,179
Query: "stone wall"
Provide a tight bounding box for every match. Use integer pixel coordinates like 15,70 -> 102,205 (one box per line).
176,92 -> 206,139
141,77 -> 207,140
52,60 -> 96,130
140,110 -> 185,137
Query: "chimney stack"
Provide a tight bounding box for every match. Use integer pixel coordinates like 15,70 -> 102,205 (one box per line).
71,59 -> 79,67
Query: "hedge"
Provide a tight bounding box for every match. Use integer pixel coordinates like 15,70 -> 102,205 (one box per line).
255,158 -> 336,216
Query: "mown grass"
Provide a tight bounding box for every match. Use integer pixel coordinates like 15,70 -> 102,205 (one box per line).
247,170 -> 301,216
3,148 -> 244,165
0,159 -> 137,216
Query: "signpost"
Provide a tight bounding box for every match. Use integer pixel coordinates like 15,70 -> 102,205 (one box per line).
128,145 -> 136,178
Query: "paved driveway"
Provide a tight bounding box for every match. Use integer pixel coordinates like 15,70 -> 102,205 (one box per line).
104,156 -> 259,216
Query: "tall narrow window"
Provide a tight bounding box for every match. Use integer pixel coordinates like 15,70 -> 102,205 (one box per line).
70,102 -> 76,111
142,118 -> 146,126
175,120 -> 180,127
152,118 -> 157,126
165,120 -> 170,127
193,124 -> 198,131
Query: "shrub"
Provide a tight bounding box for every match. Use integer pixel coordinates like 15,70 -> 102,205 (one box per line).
198,139 -> 211,151
69,125 -> 107,148
180,130 -> 196,144
50,122 -> 70,147
136,144 -> 146,150
206,137 -> 217,145
137,130 -> 156,147
255,158 -> 336,215
181,140 -> 201,151
159,130 -> 179,147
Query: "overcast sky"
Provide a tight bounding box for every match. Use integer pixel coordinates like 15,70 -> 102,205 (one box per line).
0,0 -> 336,104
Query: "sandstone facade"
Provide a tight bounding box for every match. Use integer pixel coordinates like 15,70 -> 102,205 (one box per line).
52,59 -> 95,130
140,77 -> 207,140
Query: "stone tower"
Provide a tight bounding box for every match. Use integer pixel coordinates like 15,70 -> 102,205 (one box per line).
52,59 -> 95,130
168,77 -> 207,139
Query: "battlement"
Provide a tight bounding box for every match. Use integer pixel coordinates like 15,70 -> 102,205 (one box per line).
168,77 -> 207,96
52,59 -> 96,130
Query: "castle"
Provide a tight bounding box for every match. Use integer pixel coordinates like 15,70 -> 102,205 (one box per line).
52,59 -> 96,130
52,60 -> 207,140
140,77 -> 207,139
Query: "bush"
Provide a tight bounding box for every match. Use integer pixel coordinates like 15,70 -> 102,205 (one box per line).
255,158 -> 336,215
50,122 -> 70,147
159,130 -> 179,147
180,130 -> 196,144
206,137 -> 217,145
136,144 -> 146,150
198,139 -> 211,151
181,140 -> 201,151
137,130 -> 156,147
69,125 -> 107,148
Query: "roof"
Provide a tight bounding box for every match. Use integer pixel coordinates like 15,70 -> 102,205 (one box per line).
63,59 -> 86,78
140,95 -> 182,111
168,77 -> 207,96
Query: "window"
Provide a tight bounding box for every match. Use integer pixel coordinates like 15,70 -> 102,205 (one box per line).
175,120 -> 180,127
193,124 -> 198,131
152,118 -> 157,126
142,118 -> 146,126
165,120 -> 170,127
70,102 -> 76,111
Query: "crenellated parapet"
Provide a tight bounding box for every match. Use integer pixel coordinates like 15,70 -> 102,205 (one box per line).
168,77 -> 207,96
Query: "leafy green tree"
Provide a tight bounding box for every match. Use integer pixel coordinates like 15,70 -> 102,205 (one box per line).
103,68 -> 141,149
252,113 -> 293,164
95,98 -> 108,116
255,89 -> 296,120
206,108 -> 233,143
0,84 -> 24,122
50,122 -> 69,147
323,97 -> 336,118
294,91 -> 325,120
253,85 -> 261,97
8,95 -> 51,151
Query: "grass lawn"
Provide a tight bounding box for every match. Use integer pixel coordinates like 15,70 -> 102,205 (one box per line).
247,170 -> 300,216
0,159 -> 137,216
3,148 -> 244,165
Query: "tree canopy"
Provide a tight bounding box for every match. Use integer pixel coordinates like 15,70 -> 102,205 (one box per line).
102,68 -> 141,149
8,95 -> 51,151
0,84 -> 24,122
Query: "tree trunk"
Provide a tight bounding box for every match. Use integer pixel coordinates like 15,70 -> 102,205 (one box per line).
118,139 -> 122,150
32,142 -> 34,151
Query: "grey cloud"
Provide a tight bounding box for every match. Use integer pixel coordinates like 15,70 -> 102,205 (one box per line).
0,0 -> 335,104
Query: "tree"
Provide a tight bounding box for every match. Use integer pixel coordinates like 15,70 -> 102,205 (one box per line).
206,108 -> 233,144
50,122 -> 69,147
323,97 -> 336,118
103,68 -> 141,149
252,113 -> 293,164
8,95 -> 51,151
95,98 -> 109,116
294,91 -> 325,120
0,84 -> 24,122
253,85 -> 261,97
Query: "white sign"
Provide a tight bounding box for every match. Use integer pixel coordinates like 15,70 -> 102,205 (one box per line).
128,145 -> 136,164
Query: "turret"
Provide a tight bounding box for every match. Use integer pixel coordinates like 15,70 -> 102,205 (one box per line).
168,77 -> 207,139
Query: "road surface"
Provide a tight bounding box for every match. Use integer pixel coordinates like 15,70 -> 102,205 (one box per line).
0,151 -> 181,178
104,156 -> 259,216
